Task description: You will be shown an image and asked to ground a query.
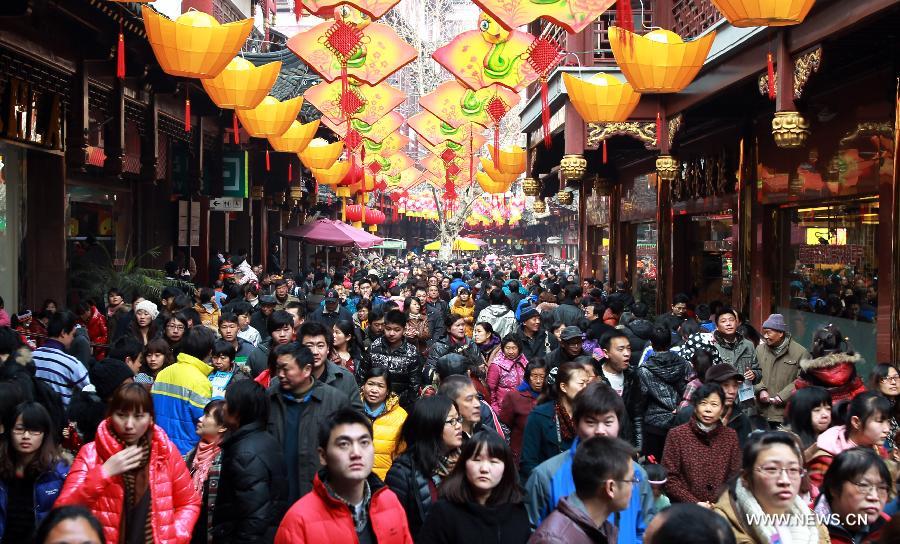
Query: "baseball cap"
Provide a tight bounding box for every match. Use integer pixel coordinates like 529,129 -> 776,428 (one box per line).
325,289 -> 339,302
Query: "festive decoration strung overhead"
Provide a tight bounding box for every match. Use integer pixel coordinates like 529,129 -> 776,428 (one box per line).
311,160 -> 352,186
236,96 -> 304,137
419,81 -> 520,129
299,138 -> 344,170
321,111 -> 405,143
305,79 -> 406,126
301,0 -> 401,20
470,0 -> 616,34
609,27 -> 715,93
201,57 -> 281,110
408,112 -> 483,147
562,72 -> 642,122
268,120 -> 320,153
480,157 -> 520,184
366,152 -> 414,178
363,132 -> 409,157
432,13 -> 540,91
487,145 -> 526,175
710,0 -> 816,27
476,171 -> 514,194
141,7 -> 253,79
422,138 -> 487,159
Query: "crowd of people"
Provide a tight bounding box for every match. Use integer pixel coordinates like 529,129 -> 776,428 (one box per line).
0,250 -> 898,544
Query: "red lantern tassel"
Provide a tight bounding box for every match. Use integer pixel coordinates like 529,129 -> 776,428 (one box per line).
116,22 -> 125,80
540,76 -> 551,149
616,0 -> 634,46
184,97 -> 191,132
288,162 -> 292,183
265,149 -> 271,171
293,0 -> 303,22
493,129 -> 500,165
656,112 -> 662,147
602,140 -> 608,164
232,111 -> 240,144
766,52 -> 776,100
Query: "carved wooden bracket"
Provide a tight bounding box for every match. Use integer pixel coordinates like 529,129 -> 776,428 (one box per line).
587,121 -> 658,150
758,46 -> 822,100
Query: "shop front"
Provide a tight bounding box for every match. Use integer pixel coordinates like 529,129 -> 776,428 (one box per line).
616,171 -> 659,312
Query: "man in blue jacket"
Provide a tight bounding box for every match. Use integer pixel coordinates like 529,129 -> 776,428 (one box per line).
525,381 -> 656,544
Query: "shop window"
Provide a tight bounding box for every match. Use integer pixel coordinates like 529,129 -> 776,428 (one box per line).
0,145 -> 23,309
778,199 -> 878,374
634,222 -> 657,311
677,211 -> 734,302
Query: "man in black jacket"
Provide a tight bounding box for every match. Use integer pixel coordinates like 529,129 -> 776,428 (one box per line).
268,342 -> 350,502
297,321 -> 363,411
517,306 -> 554,362
424,284 -> 449,341
356,310 -> 423,409
307,290 -> 353,329
596,331 -> 643,450
552,285 -> 584,326
622,302 -> 654,357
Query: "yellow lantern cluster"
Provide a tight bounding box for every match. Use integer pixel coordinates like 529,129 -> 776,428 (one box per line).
201,57 -> 280,110
562,72 -> 641,123
268,120 -> 320,153
609,27 -> 715,94
236,96 -> 304,138
311,160 -> 351,187
142,7 -> 253,79
710,0 -> 816,27
487,145 -> 526,175
299,138 -> 344,170
480,157 -> 519,185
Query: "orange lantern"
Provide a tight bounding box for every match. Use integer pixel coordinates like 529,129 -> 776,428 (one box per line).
236,96 -> 304,138
141,7 -> 253,79
487,145 -> 527,175
480,157 -> 519,185
476,171 -> 513,194
609,27 -> 715,94
299,138 -> 344,170
268,120 -> 320,153
562,72 -> 641,122
312,160 -> 351,187
710,0 -> 816,27
201,57 -> 280,110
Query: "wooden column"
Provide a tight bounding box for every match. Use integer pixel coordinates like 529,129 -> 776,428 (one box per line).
878,87 -> 898,362
774,30 -> 795,113
103,77 -> 125,177
65,60 -> 88,173
656,100 -> 673,315
734,135 -> 755,319
26,151 -> 66,308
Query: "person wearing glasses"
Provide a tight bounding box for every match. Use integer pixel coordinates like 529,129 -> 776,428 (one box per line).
384,395 -> 463,540
0,403 -> 69,542
662,383 -> 742,506
868,363 -> 900,451
815,447 -> 891,543
712,431 -> 828,544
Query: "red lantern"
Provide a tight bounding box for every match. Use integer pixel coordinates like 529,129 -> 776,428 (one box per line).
345,204 -> 364,223
367,209 -> 385,226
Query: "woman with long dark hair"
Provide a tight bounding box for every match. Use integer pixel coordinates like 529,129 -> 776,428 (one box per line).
57,383 -> 200,543
781,385 -> 833,449
385,395 -> 464,540
0,402 -> 69,542
128,301 -> 159,346
418,431 -> 531,543
868,363 -> 900,451
136,338 -> 175,386
330,319 -> 362,374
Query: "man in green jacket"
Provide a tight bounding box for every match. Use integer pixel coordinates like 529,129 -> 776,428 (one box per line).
755,313 -> 810,429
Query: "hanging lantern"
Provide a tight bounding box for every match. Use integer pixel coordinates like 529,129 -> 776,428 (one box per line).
522,178 -> 541,197
476,171 -> 513,195
366,208 -> 385,232
560,154 -> 587,182
710,0 -> 816,27
201,57 -> 281,110
480,157 -> 519,185
345,203 -> 364,223
609,27 -> 715,93
268,120 -> 320,153
312,160 -> 352,187
556,189 -> 573,205
141,7 -> 253,79
562,72 -> 641,123
236,96 -> 304,137
771,111 -> 810,149
532,199 -> 546,213
487,145 -> 527,175
300,138 -> 345,170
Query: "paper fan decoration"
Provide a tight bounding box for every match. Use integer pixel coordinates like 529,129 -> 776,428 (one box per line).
363,132 -> 409,157
305,79 -> 406,126
420,81 -> 521,129
408,112 -> 483,147
301,0 -> 401,20
321,111 -> 405,143
470,0 -> 616,34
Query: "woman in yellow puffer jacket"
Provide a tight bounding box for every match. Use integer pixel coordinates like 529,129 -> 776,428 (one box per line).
450,287 -> 476,338
360,366 -> 408,479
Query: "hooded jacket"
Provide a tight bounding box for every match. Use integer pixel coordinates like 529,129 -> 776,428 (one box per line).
636,351 -> 693,429
275,472 -> 412,544
477,305 -> 518,339
794,352 -> 866,404
56,420 -> 200,544
0,460 -> 70,539
804,424 -> 888,493
622,318 -> 654,355
486,351 -> 528,414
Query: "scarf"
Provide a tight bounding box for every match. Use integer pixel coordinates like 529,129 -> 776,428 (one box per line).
477,335 -> 500,357
714,330 -> 740,350
555,400 -> 576,442
191,437 -> 222,492
769,333 -> 793,359
433,449 -> 460,484
733,478 -> 820,544
364,402 -> 386,419
110,428 -> 153,544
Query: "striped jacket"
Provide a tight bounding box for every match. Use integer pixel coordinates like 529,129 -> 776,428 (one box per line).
32,339 -> 90,407
151,353 -> 213,454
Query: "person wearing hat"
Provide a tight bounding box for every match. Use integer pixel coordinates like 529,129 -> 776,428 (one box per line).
516,305 -> 555,362
544,325 -> 588,384
306,289 -> 352,329
755,313 -> 811,429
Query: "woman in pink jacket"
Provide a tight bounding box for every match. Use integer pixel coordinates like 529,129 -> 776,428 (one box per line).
57,383 -> 200,543
487,334 -> 529,414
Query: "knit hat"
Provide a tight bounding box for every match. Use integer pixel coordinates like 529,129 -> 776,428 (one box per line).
519,306 -> 540,322
90,359 -> 135,399
134,300 -> 159,320
705,363 -> 744,384
761,313 -> 787,332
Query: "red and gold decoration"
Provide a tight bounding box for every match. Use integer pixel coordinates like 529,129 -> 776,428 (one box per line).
304,79 -> 406,126
470,0 -> 616,34
419,81 -> 520,129
301,0 -> 401,20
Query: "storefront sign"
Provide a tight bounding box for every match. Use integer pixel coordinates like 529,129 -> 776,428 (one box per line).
797,244 -> 864,265
209,197 -> 243,212
222,151 -> 248,198
547,236 -> 562,244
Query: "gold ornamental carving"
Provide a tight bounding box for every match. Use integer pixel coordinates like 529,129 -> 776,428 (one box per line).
757,47 -> 821,100
668,114 -> 683,149
587,121 -> 658,150
772,111 -> 810,148
655,155 -> 679,182
250,186 -> 264,200
532,199 -> 546,213
560,154 -> 587,182
556,190 -> 573,205
593,176 -> 612,196
522,178 -> 541,197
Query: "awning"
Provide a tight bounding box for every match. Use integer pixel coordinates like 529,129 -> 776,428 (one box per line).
280,219 -> 383,249
423,237 -> 486,251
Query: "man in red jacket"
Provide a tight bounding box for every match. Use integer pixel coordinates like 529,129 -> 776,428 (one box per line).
275,409 -> 413,544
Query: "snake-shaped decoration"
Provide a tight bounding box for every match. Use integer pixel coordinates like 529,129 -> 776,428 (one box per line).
461,90 -> 486,117
439,121 -> 461,138
479,13 -> 515,80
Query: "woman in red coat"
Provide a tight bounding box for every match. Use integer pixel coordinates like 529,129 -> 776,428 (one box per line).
57,383 -> 201,543
499,360 -> 546,464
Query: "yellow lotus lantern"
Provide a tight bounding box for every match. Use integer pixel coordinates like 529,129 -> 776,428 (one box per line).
476,171 -> 513,194
201,57 -> 280,110
710,0 -> 816,27
562,72 -> 641,122
299,138 -> 344,170
480,157 -> 520,185
236,96 -> 304,138
609,27 -> 715,94
141,7 -> 253,79
312,160 -> 351,186
487,145 -> 526,175
268,120 -> 320,153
